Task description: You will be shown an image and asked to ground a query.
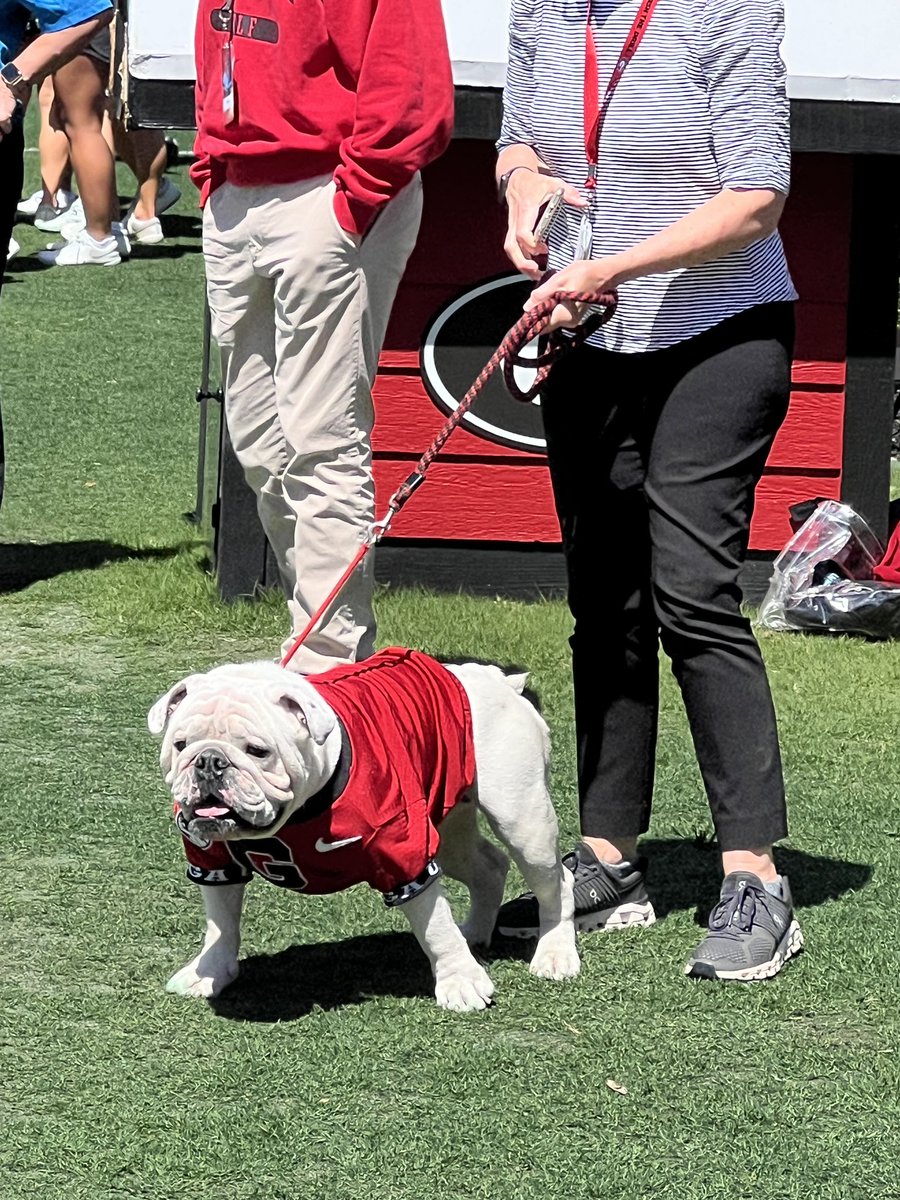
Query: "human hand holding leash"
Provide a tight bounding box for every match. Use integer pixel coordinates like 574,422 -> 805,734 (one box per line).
525,255 -> 624,332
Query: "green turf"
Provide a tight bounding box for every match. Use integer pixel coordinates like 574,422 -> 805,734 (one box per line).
2,133 -> 900,1200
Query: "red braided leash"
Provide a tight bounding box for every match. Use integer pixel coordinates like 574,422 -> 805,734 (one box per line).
280,284 -> 617,667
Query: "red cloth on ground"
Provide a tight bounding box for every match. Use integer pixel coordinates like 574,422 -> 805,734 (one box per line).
873,522 -> 900,584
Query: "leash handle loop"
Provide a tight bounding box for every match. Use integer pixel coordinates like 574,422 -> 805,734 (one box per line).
501,285 -> 617,403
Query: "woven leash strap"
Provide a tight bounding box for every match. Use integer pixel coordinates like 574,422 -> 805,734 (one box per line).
389,284 -> 617,510
280,284 -> 616,668
501,287 -> 617,403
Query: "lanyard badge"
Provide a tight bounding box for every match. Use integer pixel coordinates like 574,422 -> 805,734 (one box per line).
219,0 -> 237,123
579,0 -> 660,257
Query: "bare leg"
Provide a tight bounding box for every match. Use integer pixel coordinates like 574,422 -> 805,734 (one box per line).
52,55 -> 117,240
722,846 -> 777,883
167,883 -> 245,998
582,835 -> 639,865
113,119 -> 167,219
585,839 -> 778,884
37,76 -> 72,202
101,100 -> 115,157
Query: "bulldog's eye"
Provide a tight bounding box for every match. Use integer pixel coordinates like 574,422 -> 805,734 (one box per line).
246,744 -> 269,758
173,739 -> 187,752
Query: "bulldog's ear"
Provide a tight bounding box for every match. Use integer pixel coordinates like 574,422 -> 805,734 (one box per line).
148,677 -> 195,735
276,681 -> 336,746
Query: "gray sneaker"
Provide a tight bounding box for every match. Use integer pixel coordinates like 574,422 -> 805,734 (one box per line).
685,871 -> 804,981
496,842 -> 656,937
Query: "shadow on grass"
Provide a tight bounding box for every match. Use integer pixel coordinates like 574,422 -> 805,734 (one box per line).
488,837 -> 874,962
640,837 -> 873,926
208,841 -> 873,1019
209,930 -> 433,1021
0,539 -> 196,592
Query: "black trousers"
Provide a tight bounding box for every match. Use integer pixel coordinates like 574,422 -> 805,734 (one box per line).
0,122 -> 25,298
541,302 -> 795,852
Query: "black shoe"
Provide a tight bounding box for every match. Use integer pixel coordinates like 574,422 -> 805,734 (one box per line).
495,842 -> 656,938
685,872 -> 804,981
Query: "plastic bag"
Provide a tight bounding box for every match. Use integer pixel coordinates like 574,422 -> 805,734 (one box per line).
779,578 -> 900,639
756,499 -> 890,634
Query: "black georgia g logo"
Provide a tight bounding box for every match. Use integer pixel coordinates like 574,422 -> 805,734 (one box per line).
420,275 -> 548,454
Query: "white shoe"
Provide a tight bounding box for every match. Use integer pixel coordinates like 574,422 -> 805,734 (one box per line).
37,229 -> 121,267
124,213 -> 163,244
19,188 -> 75,219
7,237 -> 20,261
43,218 -> 126,256
16,189 -> 44,218
33,192 -> 81,232
52,198 -> 87,241
123,175 -> 182,222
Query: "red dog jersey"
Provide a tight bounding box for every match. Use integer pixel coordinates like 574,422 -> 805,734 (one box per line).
179,648 -> 475,899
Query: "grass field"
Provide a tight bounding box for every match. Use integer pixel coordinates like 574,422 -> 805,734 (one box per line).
2,136 -> 900,1200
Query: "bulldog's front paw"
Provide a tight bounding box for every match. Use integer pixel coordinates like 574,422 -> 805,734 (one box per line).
529,932 -> 581,981
166,954 -> 240,999
434,960 -> 495,1012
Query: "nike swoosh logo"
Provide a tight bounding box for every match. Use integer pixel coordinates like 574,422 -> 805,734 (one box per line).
315,836 -> 363,853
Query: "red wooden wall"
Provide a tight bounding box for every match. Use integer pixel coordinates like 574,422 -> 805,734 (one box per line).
372,142 -> 852,553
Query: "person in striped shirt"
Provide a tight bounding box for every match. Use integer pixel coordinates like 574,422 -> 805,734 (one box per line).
494,0 -> 804,982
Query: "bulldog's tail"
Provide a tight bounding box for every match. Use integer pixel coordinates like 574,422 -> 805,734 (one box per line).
474,662 -> 529,694
503,670 -> 529,694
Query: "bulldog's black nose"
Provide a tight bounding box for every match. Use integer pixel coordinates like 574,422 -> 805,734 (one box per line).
195,751 -> 230,779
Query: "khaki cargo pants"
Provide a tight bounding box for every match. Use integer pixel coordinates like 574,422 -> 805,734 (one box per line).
203,173 -> 422,672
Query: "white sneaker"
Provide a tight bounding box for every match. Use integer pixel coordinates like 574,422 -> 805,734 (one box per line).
37,229 -> 121,267
52,198 -> 87,240
33,192 -> 81,232
16,188 -> 44,218
7,237 -> 20,261
124,175 -> 182,222
125,213 -> 163,244
44,216 -> 125,255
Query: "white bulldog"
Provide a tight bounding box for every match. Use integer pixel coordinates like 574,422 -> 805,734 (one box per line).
149,647 -> 579,1013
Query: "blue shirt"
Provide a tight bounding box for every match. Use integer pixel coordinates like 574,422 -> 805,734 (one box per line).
0,0 -> 111,68
499,0 -> 798,352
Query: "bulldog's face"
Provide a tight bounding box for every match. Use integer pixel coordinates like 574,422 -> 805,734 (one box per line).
148,662 -> 338,843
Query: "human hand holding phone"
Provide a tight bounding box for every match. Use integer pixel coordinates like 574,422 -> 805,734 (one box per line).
502,170 -> 586,279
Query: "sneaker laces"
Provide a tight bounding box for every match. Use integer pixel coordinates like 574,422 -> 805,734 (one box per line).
707,884 -> 767,939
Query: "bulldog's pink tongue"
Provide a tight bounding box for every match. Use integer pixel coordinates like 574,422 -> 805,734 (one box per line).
194,804 -> 231,819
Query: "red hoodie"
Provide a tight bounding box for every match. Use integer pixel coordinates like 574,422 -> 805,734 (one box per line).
190,0 -> 455,235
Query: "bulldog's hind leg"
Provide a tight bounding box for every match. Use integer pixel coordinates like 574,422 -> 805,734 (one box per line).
481,798 -> 580,981
167,882 -> 245,999
435,799 -> 509,949
401,881 -> 495,1012
454,667 -> 579,982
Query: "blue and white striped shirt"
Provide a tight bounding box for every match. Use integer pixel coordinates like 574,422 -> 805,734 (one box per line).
498,0 -> 798,352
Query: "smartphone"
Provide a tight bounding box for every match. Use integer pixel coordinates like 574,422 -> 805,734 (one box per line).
532,188 -> 564,244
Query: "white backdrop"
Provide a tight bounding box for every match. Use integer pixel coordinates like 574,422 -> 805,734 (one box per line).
127,0 -> 900,104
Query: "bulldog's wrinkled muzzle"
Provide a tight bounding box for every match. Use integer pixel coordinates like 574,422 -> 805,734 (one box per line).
194,750 -> 231,785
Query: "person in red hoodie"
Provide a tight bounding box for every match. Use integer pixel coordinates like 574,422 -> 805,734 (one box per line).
192,0 -> 454,672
